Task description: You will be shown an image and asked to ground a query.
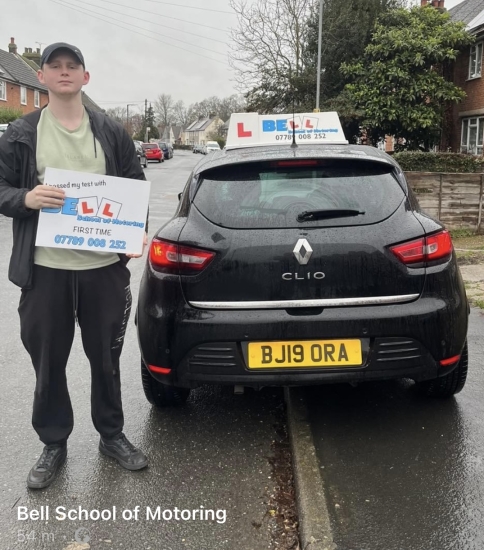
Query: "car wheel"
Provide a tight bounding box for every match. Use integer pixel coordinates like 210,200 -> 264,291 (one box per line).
416,341 -> 468,398
141,359 -> 191,407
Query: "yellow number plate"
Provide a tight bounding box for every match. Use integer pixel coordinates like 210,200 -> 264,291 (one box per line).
248,339 -> 362,369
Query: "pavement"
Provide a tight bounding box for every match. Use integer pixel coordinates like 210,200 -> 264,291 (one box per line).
286,258 -> 484,550
459,264 -> 484,305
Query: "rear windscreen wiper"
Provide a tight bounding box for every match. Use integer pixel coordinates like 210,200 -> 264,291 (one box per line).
297,209 -> 365,222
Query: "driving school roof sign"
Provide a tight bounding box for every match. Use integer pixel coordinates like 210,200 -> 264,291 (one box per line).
226,111 -> 348,149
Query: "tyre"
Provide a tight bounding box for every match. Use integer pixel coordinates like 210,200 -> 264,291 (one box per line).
141,358 -> 190,407
416,341 -> 468,398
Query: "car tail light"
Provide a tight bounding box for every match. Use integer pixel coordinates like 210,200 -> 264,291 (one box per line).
148,364 -> 171,374
149,239 -> 215,274
440,354 -> 460,367
390,230 -> 453,265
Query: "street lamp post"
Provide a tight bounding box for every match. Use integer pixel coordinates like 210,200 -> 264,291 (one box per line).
315,0 -> 323,112
127,104 -> 137,137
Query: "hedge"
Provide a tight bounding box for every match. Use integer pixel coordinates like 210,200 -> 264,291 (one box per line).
393,152 -> 484,173
0,107 -> 23,124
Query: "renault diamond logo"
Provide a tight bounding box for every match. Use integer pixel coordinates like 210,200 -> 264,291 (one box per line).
293,238 -> 313,265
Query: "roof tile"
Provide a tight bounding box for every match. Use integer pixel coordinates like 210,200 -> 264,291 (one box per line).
0,49 -> 47,91
449,0 -> 484,26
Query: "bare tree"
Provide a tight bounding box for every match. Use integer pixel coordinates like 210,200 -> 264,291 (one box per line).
190,96 -> 221,119
187,95 -> 246,122
154,93 -> 175,129
105,107 -> 127,126
229,0 -> 313,93
129,113 -> 144,139
172,100 -> 193,127
218,94 -> 246,122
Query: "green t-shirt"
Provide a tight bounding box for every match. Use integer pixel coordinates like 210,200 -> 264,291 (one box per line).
35,107 -> 119,269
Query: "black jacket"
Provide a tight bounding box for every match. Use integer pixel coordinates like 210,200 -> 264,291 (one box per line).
0,106 -> 147,289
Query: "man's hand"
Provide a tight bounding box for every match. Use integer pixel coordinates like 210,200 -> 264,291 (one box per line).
126,232 -> 148,259
25,184 -> 65,210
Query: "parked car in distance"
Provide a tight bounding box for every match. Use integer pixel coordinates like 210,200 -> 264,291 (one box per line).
0,123 -> 8,135
202,141 -> 221,155
137,111 -> 469,408
142,143 -> 163,162
158,141 -> 173,159
192,144 -> 203,153
133,140 -> 148,168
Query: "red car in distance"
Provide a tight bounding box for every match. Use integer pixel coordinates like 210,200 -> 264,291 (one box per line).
142,143 -> 164,163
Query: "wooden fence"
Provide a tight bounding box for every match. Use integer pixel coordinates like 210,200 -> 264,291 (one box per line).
405,172 -> 484,232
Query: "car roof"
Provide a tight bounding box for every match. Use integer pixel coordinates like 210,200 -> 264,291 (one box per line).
193,144 -> 400,177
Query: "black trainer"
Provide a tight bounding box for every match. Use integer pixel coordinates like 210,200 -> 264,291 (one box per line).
99,433 -> 148,471
27,444 -> 67,489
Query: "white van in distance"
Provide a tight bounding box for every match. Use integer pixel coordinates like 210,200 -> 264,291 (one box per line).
202,141 -> 221,155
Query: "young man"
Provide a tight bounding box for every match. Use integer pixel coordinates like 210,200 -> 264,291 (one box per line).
0,43 -> 149,489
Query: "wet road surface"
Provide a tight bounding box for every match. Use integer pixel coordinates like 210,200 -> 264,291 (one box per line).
0,152 -> 284,550
307,308 -> 484,550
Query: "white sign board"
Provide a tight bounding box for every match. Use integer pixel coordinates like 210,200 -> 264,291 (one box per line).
35,168 -> 151,255
226,111 -> 348,149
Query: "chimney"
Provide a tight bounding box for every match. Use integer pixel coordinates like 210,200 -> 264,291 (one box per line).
8,37 -> 17,54
23,45 -> 41,67
420,0 -> 445,8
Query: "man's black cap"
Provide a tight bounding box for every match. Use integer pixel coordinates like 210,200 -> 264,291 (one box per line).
41,43 -> 85,67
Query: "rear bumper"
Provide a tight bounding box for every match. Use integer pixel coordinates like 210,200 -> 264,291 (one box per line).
137,293 -> 468,389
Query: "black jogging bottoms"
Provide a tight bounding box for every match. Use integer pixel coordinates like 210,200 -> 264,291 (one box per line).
18,262 -> 132,445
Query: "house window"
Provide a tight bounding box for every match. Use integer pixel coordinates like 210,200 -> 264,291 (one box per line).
34,90 -> 40,108
0,80 -> 6,101
20,86 -> 27,105
461,117 -> 484,155
469,42 -> 483,79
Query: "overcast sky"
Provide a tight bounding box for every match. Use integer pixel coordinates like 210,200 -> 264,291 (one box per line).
1,0 -> 466,115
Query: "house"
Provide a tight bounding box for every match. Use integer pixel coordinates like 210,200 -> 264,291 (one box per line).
184,116 -> 224,146
0,38 -> 48,114
0,37 -> 103,115
161,125 -> 187,146
171,125 -> 185,145
448,0 -> 484,153
219,120 -> 229,139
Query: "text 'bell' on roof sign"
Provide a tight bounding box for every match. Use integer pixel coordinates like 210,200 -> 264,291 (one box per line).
226,112 -> 348,149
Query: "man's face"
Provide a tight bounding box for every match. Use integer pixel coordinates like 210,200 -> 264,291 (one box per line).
37,51 -> 89,97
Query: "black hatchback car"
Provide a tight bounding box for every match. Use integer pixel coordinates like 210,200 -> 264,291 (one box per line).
137,117 -> 468,407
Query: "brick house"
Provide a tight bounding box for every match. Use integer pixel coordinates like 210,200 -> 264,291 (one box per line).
449,0 -> 484,153
0,38 -> 48,114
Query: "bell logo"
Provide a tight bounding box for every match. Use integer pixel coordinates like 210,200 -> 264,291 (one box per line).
41,196 -> 122,219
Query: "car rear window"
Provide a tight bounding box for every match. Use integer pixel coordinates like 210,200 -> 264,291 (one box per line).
143,144 -> 159,149
193,159 -> 405,229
